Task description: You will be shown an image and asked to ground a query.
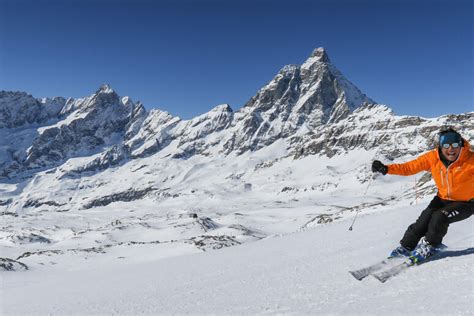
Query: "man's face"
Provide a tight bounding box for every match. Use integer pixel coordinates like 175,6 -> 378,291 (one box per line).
441,145 -> 461,162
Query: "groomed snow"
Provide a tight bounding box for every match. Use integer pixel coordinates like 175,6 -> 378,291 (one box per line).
2,200 -> 473,314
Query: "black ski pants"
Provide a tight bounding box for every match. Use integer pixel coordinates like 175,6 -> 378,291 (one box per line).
400,196 -> 473,250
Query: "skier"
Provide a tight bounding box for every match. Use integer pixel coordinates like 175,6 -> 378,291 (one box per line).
371,127 -> 473,263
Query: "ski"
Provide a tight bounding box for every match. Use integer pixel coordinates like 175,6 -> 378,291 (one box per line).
349,257 -> 406,281
372,261 -> 412,283
372,246 -> 449,283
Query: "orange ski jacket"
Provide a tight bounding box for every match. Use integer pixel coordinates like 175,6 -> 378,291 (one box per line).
387,140 -> 474,202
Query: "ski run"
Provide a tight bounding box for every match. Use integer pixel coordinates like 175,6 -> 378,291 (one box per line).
2,200 -> 472,315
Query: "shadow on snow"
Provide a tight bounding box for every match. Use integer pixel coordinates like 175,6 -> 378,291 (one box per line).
430,247 -> 474,262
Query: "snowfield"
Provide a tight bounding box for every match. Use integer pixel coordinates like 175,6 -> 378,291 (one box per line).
2,199 -> 473,315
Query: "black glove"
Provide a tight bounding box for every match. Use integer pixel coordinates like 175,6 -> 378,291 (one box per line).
372,160 -> 388,175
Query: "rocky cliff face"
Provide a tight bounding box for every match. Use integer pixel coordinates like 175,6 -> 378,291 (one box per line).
292,104 -> 473,159
26,98 -> 130,169
222,48 -> 375,153
0,91 -> 66,129
1,85 -> 134,175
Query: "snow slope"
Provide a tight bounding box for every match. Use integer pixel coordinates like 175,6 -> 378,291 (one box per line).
2,200 -> 473,314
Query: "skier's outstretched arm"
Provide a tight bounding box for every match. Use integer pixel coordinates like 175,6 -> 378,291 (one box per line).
372,151 -> 433,176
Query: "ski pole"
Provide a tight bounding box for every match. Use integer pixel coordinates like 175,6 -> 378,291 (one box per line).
348,164 -> 375,231
414,176 -> 418,205
348,144 -> 383,231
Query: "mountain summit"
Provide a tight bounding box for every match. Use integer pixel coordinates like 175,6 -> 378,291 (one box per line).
97,84 -> 116,95
227,47 -> 375,152
309,47 -> 330,63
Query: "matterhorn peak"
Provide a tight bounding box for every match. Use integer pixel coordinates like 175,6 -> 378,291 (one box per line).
310,47 -> 330,63
301,47 -> 331,71
96,84 -> 116,95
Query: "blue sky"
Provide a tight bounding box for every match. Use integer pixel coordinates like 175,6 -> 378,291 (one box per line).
1,0 -> 472,119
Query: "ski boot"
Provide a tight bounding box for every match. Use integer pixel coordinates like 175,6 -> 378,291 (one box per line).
389,244 -> 411,258
408,237 -> 446,265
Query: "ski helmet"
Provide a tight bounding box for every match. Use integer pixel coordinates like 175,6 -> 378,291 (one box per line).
438,127 -> 463,148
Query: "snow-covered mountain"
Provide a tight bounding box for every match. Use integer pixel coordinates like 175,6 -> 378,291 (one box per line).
0,47 -> 472,289
0,48 -> 377,178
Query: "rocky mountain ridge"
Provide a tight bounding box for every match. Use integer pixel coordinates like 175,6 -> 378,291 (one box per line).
0,48 -> 380,178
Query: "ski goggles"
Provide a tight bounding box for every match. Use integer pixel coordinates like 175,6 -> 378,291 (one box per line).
441,142 -> 461,149
439,132 -> 462,149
